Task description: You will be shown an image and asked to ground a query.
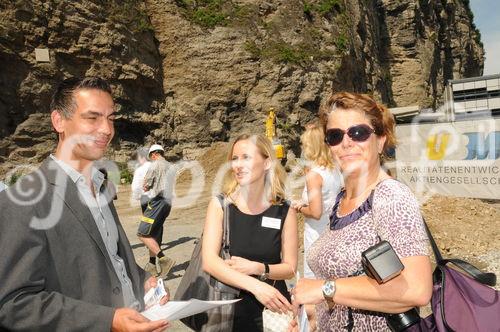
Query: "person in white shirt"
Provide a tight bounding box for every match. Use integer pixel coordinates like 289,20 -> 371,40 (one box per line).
131,148 -> 151,212
137,144 -> 176,278
293,122 -> 343,278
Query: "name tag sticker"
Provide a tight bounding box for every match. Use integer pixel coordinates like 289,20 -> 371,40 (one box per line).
261,216 -> 281,229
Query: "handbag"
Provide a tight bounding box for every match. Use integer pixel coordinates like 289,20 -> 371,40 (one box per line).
262,308 -> 293,332
174,195 -> 240,331
262,280 -> 293,332
406,221 -> 499,332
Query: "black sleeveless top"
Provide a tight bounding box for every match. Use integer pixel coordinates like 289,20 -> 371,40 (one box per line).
228,202 -> 289,265
226,201 -> 291,332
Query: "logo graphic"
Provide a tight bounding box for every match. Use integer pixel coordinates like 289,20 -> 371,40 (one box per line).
426,133 -> 450,160
463,131 -> 500,160
426,131 -> 500,161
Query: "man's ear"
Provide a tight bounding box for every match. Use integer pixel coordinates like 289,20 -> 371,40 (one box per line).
51,110 -> 64,133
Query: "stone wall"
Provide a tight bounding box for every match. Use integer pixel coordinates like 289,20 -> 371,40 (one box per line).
0,0 -> 483,176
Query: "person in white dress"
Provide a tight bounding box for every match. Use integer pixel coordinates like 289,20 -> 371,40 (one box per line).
293,122 -> 343,278
292,122 -> 343,330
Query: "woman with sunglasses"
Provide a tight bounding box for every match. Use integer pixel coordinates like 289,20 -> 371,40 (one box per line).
203,134 -> 297,331
290,92 -> 432,331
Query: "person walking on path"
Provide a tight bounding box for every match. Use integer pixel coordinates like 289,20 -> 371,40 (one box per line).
131,147 -> 151,212
137,144 -> 176,277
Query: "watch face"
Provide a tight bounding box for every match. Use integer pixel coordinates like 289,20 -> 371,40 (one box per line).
322,281 -> 335,297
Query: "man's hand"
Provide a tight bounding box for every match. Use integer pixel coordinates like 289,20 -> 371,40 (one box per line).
111,308 -> 169,332
144,276 -> 169,305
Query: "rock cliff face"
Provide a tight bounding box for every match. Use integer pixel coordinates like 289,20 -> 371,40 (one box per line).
0,0 -> 483,176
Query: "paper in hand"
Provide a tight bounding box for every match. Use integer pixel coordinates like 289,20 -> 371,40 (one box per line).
298,304 -> 309,332
142,298 -> 240,321
144,278 -> 168,308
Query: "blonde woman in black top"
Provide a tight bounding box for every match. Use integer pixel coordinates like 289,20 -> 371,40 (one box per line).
202,134 -> 298,331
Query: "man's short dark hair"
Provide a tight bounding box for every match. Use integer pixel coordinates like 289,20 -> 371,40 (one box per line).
50,77 -> 112,118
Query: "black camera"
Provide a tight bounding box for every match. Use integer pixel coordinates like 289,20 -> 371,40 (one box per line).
362,240 -> 405,283
361,241 -> 421,332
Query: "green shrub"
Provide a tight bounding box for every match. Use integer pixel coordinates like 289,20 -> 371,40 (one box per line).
192,8 -> 226,27
317,0 -> 342,15
245,38 -> 336,66
113,161 -> 133,184
244,40 -> 262,59
276,45 -> 307,64
120,168 -> 133,184
303,1 -> 314,16
335,33 -> 348,54
6,172 -> 22,186
108,0 -> 154,33
173,0 -> 236,28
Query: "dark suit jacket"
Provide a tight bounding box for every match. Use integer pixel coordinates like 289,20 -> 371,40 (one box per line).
0,158 -> 147,331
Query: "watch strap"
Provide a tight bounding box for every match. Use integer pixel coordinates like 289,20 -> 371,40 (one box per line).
259,263 -> 270,281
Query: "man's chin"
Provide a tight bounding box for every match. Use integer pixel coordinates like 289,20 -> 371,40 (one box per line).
81,148 -> 107,162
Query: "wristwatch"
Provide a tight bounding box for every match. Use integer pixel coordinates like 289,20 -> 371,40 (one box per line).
259,263 -> 269,281
322,280 -> 336,301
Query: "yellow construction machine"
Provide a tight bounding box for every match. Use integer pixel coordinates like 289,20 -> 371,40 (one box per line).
265,108 -> 285,161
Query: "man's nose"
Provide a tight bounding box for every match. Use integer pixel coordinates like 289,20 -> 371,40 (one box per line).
98,118 -> 113,136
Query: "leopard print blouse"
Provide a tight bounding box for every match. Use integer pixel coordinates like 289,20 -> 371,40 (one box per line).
307,179 -> 429,331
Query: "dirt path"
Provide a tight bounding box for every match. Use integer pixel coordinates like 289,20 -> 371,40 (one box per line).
115,183 -> 206,331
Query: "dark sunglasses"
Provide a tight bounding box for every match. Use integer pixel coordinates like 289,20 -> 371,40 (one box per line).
324,124 -> 375,146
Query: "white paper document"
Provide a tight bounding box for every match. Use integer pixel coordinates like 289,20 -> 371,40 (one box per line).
142,299 -> 240,321
293,271 -> 309,332
298,304 -> 309,332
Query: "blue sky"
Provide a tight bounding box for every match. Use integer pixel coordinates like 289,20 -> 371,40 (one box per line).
470,0 -> 500,75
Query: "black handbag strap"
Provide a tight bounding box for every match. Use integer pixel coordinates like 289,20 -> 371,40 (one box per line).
422,220 -> 443,263
423,219 -> 496,287
223,195 -> 230,250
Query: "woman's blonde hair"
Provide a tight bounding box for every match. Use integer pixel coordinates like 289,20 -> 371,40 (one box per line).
300,122 -> 334,169
223,134 -> 286,204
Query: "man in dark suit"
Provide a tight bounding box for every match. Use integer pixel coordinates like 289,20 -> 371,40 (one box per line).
0,77 -> 169,331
